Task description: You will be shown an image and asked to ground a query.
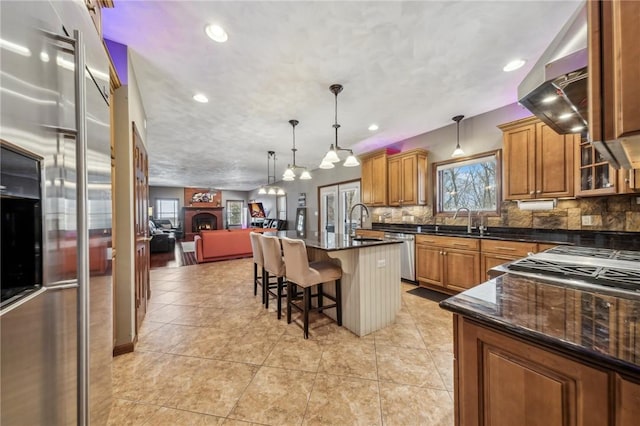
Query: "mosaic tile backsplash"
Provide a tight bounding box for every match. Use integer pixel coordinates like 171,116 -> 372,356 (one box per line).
371,195 -> 640,232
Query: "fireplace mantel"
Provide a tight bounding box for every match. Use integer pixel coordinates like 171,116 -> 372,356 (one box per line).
183,206 -> 224,241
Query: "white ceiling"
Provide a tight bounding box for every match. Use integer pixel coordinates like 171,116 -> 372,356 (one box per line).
102,0 -> 581,191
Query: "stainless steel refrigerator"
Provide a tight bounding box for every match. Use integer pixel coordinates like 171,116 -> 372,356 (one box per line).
1,0 -> 112,424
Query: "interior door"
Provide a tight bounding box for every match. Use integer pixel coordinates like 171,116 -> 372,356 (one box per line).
338,181 -> 361,235
133,124 -> 149,335
319,181 -> 361,235
319,186 -> 338,233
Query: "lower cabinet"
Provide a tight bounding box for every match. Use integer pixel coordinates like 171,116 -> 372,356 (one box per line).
455,315 -> 612,426
416,235 -> 480,293
480,239 -> 538,281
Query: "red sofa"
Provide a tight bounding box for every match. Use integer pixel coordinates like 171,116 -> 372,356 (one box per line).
194,228 -> 263,263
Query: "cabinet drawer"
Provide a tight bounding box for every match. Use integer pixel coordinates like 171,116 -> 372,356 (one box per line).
355,229 -> 384,239
416,235 -> 479,251
481,239 -> 537,257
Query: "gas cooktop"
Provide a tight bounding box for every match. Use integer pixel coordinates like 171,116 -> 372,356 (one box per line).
505,246 -> 640,293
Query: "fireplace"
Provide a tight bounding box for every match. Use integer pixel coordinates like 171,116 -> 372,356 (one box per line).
192,213 -> 217,232
183,207 -> 224,241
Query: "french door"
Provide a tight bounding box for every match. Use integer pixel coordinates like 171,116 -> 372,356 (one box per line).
319,181 -> 360,235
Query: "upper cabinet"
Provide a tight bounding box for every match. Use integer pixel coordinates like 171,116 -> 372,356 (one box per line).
500,116 -> 578,200
588,0 -> 640,169
387,149 -> 428,206
361,149 -> 390,206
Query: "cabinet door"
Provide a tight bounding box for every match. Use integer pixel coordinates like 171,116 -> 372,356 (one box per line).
455,316 -> 610,426
361,156 -> 374,205
612,0 -> 640,139
400,154 -> 418,205
481,253 -> 518,281
387,156 -> 401,206
443,249 -> 480,292
371,154 -> 388,205
615,374 -> 640,426
416,244 -> 443,287
503,123 -> 536,200
536,122 -> 575,198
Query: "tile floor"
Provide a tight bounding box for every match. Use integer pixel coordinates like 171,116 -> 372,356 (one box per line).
108,258 -> 455,425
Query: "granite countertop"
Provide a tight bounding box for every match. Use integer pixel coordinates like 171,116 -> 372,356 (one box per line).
371,223 -> 640,250
440,273 -> 640,374
264,230 -> 402,252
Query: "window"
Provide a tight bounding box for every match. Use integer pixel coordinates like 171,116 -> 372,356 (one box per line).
434,150 -> 502,215
226,200 -> 244,227
155,198 -> 179,226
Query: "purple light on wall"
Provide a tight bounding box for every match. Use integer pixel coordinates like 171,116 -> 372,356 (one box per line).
104,39 -> 128,85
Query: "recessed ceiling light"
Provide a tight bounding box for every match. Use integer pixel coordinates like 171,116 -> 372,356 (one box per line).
503,59 -> 526,72
542,95 -> 557,104
368,124 -> 379,131
558,112 -> 573,120
571,125 -> 585,132
193,93 -> 208,103
205,24 -> 228,43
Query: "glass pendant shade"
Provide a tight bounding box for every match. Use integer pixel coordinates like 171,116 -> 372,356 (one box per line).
282,167 -> 295,181
451,145 -> 465,158
277,188 -> 286,195
299,169 -> 312,180
323,147 -> 340,163
258,187 -> 267,195
267,187 -> 277,195
343,153 -> 360,167
319,159 -> 335,169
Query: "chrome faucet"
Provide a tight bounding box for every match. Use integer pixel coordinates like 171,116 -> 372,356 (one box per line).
453,207 -> 473,234
349,203 -> 370,236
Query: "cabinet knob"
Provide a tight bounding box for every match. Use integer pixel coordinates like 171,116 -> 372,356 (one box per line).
536,190 -> 541,194
529,191 -> 535,195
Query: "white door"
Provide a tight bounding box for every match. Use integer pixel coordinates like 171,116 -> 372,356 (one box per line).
320,182 -> 361,235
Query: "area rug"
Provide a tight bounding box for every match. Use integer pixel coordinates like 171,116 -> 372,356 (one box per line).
406,286 -> 450,303
179,241 -> 198,266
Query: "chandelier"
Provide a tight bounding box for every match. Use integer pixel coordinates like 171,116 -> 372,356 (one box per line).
282,119 -> 311,181
319,84 -> 360,169
258,151 -> 285,195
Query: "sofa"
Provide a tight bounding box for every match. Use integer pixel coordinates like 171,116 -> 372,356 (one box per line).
194,228 -> 263,263
149,220 -> 176,253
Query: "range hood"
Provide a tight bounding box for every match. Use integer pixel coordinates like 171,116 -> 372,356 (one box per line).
518,4 -> 588,136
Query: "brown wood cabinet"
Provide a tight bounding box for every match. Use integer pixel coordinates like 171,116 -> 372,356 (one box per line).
387,149 -> 428,206
480,239 -> 538,281
455,315 -> 611,426
500,117 -> 578,200
588,0 -> 640,170
354,229 -> 384,239
416,235 -> 480,293
615,375 -> 640,426
361,150 -> 390,206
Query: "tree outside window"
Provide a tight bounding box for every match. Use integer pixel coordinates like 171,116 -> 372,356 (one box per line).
226,200 -> 243,227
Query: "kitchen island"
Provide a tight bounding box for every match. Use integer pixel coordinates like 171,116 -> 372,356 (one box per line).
269,231 -> 402,337
440,272 -> 640,425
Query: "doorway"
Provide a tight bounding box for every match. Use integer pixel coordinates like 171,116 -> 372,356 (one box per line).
319,180 -> 360,235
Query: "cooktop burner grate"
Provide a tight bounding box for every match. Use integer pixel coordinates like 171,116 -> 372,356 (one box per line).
508,257 -> 600,279
545,246 -> 616,259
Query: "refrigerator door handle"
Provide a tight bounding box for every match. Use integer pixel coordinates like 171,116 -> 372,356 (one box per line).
73,29 -> 90,426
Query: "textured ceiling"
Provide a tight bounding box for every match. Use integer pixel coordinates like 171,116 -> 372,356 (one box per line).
102,0 -> 581,191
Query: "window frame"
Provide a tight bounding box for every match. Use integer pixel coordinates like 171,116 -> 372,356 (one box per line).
432,149 -> 502,217
226,200 -> 244,227
154,198 -> 180,226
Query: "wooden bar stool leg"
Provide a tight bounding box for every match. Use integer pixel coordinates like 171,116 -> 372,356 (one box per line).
262,267 -> 267,305
303,287 -> 311,339
264,270 -> 270,309
286,281 -> 293,324
276,276 -> 283,320
335,278 -> 342,326
317,283 -> 324,312
253,263 -> 258,296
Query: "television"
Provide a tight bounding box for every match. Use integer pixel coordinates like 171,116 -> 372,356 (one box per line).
248,202 -> 266,218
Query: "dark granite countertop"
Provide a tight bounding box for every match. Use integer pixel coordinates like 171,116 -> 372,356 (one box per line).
371,223 -> 640,250
440,273 -> 640,374
264,230 -> 402,252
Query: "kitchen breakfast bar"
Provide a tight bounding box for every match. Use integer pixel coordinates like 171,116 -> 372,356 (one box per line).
269,231 -> 403,337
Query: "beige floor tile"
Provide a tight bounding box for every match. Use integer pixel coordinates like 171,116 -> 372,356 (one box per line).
302,373 -> 381,425
143,406 -> 225,425
264,334 -> 323,372
172,359 -> 258,417
167,326 -> 235,359
106,399 -> 161,425
379,381 -> 454,426
430,349 -> 454,391
222,419 -> 265,426
144,304 -> 192,323
318,340 -> 377,380
373,322 -> 426,349
228,366 -> 315,425
150,290 -> 185,304
376,344 -> 446,389
171,306 -> 226,327
136,323 -> 196,353
416,323 -> 454,353
216,330 -> 282,365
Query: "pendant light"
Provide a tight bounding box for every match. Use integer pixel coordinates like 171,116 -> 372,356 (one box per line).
258,151 -> 285,195
319,84 -> 360,168
282,119 -> 312,181
451,115 -> 465,158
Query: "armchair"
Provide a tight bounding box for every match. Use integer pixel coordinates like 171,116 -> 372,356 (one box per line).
149,220 -> 176,253
151,218 -> 183,239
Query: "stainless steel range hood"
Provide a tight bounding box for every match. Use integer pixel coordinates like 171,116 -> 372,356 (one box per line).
518,4 -> 588,135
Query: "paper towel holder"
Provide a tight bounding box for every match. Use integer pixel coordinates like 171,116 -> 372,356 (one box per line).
517,199 -> 557,211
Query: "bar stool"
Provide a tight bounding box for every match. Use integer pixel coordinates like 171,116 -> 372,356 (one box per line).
249,232 -> 265,304
259,234 -> 287,319
281,237 -> 342,339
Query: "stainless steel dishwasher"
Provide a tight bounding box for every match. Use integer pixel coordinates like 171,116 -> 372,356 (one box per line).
384,232 -> 416,282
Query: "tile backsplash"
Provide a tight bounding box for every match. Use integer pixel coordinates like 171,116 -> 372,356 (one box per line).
371,195 -> 640,232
